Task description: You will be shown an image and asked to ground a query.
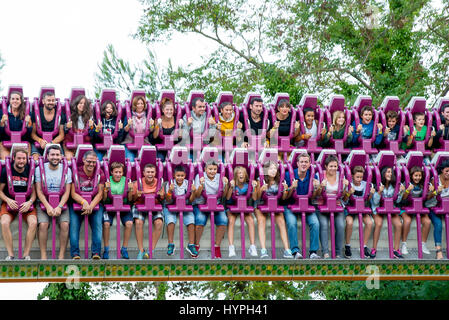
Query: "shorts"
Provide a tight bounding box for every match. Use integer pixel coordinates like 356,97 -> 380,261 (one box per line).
193,205 -> 228,226
103,210 -> 134,226
162,206 -> 194,226
37,204 -> 70,224
0,203 -> 37,221
131,205 -> 163,222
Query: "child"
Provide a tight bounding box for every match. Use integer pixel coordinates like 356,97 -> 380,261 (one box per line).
321,110 -> 353,148
214,101 -> 237,161
398,166 -> 432,255
129,163 -> 164,259
254,160 -> 292,259
433,104 -> 449,148
190,160 -> 228,258
341,166 -> 375,259
163,165 -> 198,258
224,166 -> 258,257
401,112 -> 435,153
351,106 -> 383,148
101,162 -> 134,259
370,166 -> 404,258
295,107 -> 326,147
377,110 -> 401,149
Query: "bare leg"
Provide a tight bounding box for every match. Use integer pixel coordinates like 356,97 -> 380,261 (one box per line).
38,222 -> 49,260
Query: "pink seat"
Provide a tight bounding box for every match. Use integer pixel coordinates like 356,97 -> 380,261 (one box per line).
378,96 -> 405,155
404,97 -> 433,156
297,94 -> 323,156
350,95 -> 380,154
124,89 -> 153,151
431,97 -> 449,153
64,87 -> 90,149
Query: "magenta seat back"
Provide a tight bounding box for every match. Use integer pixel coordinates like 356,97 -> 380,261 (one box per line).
166,146 -> 194,211
94,89 -> 122,150
378,96 -> 405,154
297,93 -> 323,153
227,148 -> 255,203
404,97 -> 432,154
2,85 -> 31,147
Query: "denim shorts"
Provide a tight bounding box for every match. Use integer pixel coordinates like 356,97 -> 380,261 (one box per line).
103,210 -> 134,226
163,207 -> 194,226
131,205 -> 163,222
193,205 -> 228,226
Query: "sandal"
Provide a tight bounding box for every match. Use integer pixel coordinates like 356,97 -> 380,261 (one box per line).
436,249 -> 443,260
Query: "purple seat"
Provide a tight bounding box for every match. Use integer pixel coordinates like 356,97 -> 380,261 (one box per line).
378,96 -> 405,155
240,92 -> 270,159
71,144 -> 101,259
5,143 -> 36,259
323,94 -> 352,159
133,145 -> 164,258
124,89 -> 153,151
165,146 -> 195,259
269,93 -> 297,162
297,94 -> 323,156
1,85 -> 32,148
33,87 -> 64,149
225,148 -> 256,259
399,151 -> 430,259
431,97 -> 449,153
287,149 -> 316,258
429,151 -> 449,259
343,150 -> 372,258
371,150 -> 402,258
350,95 -> 380,154
212,91 -> 240,162
256,148 -> 286,259
38,143 -> 69,259
197,147 -> 226,259
64,87 -> 90,149
315,149 -> 345,259
404,97 -> 433,156
102,145 -> 132,259
154,90 -> 183,158
94,89 -> 124,151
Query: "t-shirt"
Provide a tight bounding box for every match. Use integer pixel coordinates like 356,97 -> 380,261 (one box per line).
276,112 -> 293,137
192,173 -> 221,205
35,162 -> 72,193
285,168 -> 310,196
351,181 -> 367,198
238,111 -> 272,138
0,164 -> 31,198
235,183 -> 248,196
165,179 -> 188,196
105,176 -> 128,204
31,107 -> 67,132
76,165 -> 105,192
132,178 -> 160,205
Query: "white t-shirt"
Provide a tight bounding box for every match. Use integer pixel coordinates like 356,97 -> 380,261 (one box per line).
35,163 -> 72,193
192,173 -> 221,205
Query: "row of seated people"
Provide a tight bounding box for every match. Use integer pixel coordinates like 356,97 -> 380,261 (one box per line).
2,86 -> 449,164
1,142 -> 449,261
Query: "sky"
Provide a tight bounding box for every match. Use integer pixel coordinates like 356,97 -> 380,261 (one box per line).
0,0 -> 215,300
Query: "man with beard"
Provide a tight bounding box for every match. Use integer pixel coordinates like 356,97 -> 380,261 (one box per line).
30,91 -> 66,161
0,147 -> 37,260
238,97 -> 273,149
35,144 -> 72,260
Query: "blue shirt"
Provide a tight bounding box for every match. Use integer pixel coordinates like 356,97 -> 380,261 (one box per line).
285,168 -> 310,195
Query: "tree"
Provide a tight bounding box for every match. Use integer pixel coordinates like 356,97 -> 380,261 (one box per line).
37,282 -> 100,300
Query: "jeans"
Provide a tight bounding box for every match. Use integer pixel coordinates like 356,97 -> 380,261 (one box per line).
193,205 -> 228,226
283,206 -> 320,254
156,150 -> 167,162
93,148 -> 105,161
124,146 -> 136,162
69,203 -> 104,257
429,210 -> 443,247
316,207 -> 344,256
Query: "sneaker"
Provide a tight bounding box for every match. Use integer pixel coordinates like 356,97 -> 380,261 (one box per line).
283,249 -> 294,259
364,246 -> 373,259
370,248 -> 377,259
102,247 -> 109,260
186,244 -> 198,258
214,246 -> 222,259
121,247 -> 129,259
248,245 -> 258,257
92,253 -> 101,260
323,253 -> 330,259
167,243 -> 175,256
195,245 -> 200,254
401,242 -> 408,255
143,250 -> 150,259
260,248 -> 269,258
23,255 -> 31,261
5,256 -> 14,261
393,250 -> 404,259
344,245 -> 352,259
137,250 -> 145,260
293,252 -> 303,259
422,242 -> 430,255
228,245 -> 236,258
72,255 -> 81,260
309,252 -> 321,259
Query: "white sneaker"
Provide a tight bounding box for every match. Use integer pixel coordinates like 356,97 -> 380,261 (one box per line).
283,249 -> 294,259
401,242 -> 408,255
260,248 -> 269,258
293,252 -> 303,259
228,245 -> 236,258
23,255 -> 31,261
248,245 -> 258,257
5,256 -> 14,261
422,242 -> 430,255
309,253 -> 321,259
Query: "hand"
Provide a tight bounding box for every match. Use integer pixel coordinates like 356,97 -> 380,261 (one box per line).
66,120 -> 72,129
81,200 -> 90,214
431,128 -> 436,137
321,179 -> 327,188
0,114 -> 8,126
208,117 -> 216,126
349,187 -> 355,195
329,124 -> 335,135
230,180 -> 235,188
88,119 -> 94,128
313,179 -> 320,189
251,180 -> 258,189
343,179 -> 349,189
303,133 -> 312,140
128,118 -> 133,128
95,120 -> 102,132
273,121 -> 280,129
54,206 -> 62,217
237,121 -> 243,129
157,118 -> 162,126
6,198 -> 19,211
384,127 -> 391,135
356,124 -> 363,133
282,182 -> 289,191
39,139 -> 48,149
437,185 -> 444,194
179,119 -> 184,127
379,184 -> 385,193
199,177 -> 205,186
377,123 -> 383,131
136,189 -> 144,198
295,121 -> 300,130
404,125 -> 410,135
242,142 -> 249,148
187,117 -> 193,126
292,179 -> 298,189
411,129 -> 417,138
104,181 -> 111,190
149,119 -> 155,128
264,140 -> 270,148
321,127 -> 326,136
399,184 -> 405,192
25,115 -> 32,127
428,184 -> 434,193
261,184 -> 268,192
348,125 -> 354,135
157,188 -> 165,198
118,120 -> 123,130
370,187 -> 375,194
45,204 -> 55,216
440,124 -> 445,131
169,183 -> 175,192
19,200 -> 33,214
222,177 -> 228,186
128,182 -> 133,191
407,183 -> 414,192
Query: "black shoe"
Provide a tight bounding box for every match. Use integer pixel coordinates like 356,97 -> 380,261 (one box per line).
364,246 -> 374,258
393,250 -> 404,259
344,245 -> 352,259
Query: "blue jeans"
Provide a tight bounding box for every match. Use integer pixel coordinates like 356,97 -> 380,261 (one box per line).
69,203 -> 104,258
193,205 -> 228,226
429,210 -> 443,247
316,207 -> 344,256
93,148 -> 105,161
284,206 -> 320,254
125,146 -> 136,162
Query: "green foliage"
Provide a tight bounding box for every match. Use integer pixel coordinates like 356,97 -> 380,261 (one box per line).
37,282 -> 99,300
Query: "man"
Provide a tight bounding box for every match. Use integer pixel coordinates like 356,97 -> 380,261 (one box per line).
30,91 -> 66,161
0,147 -> 37,260
69,150 -> 105,259
282,152 -> 321,259
35,144 -> 72,259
